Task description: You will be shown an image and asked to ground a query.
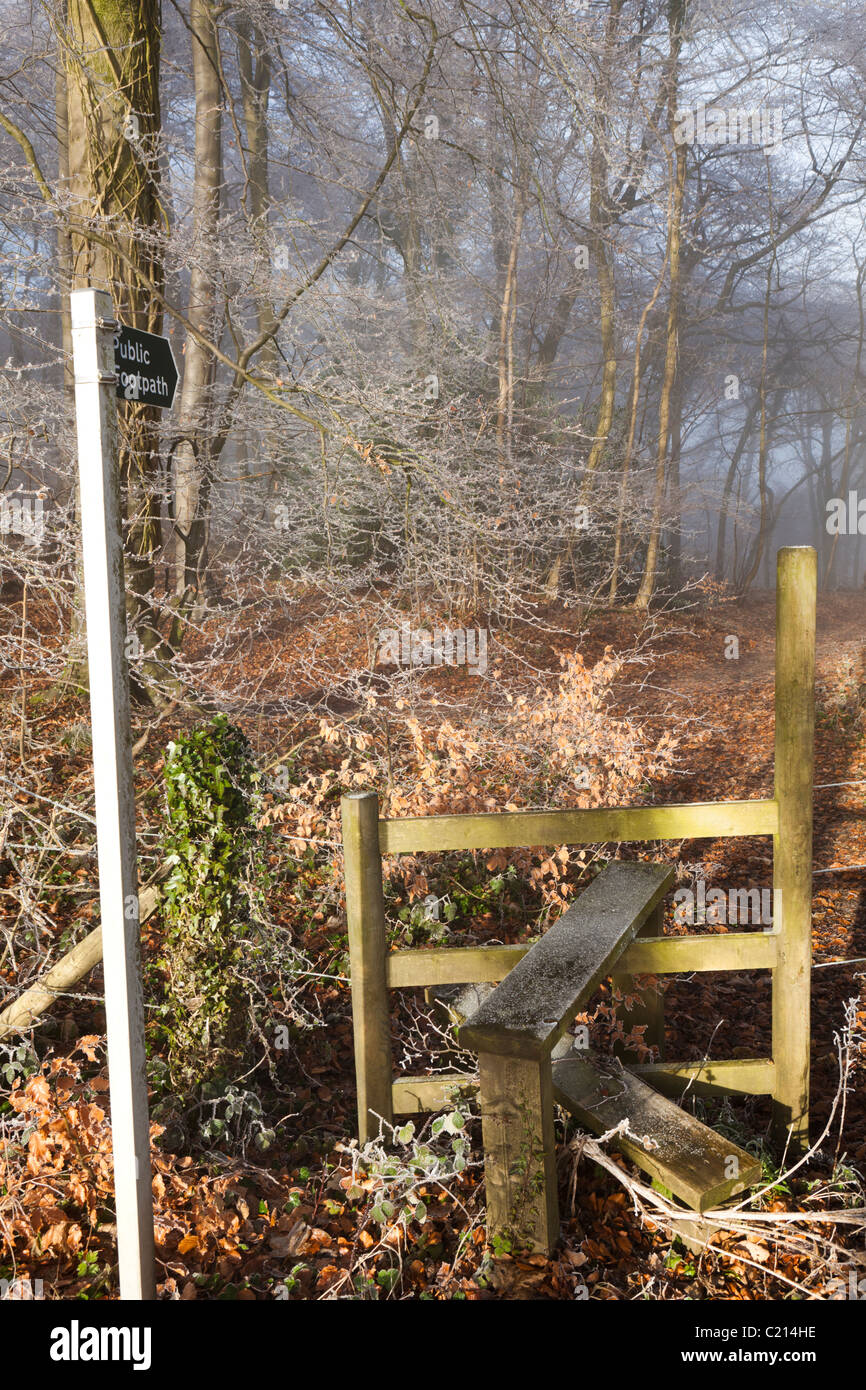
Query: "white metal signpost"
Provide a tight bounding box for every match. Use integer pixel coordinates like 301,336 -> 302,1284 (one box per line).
70,288 -> 178,1300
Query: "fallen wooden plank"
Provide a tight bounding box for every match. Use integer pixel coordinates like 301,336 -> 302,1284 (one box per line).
553,1052 -> 762,1211
0,870 -> 167,1041
379,799 -> 778,854
458,861 -> 674,1059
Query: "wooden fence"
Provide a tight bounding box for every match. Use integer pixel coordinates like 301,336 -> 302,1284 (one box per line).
343,546 -> 817,1155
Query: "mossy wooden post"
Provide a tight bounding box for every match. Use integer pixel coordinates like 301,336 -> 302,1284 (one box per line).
772,547 -> 816,1153
342,791 -> 393,1143
461,864 -> 672,1254
612,901 -> 665,1064
477,1052 -> 559,1255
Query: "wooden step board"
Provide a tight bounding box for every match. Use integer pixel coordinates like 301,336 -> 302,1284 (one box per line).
552,1052 -> 761,1211
459,861 -> 674,1060
433,981 -> 577,1060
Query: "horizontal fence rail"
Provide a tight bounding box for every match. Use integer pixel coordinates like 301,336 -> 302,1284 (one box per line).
385,929 -> 779,989
392,1073 -> 479,1114
378,798 -> 778,855
389,1057 -> 778,1116
633,1057 -> 776,1098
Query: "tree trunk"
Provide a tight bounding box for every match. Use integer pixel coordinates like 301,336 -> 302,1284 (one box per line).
546,0 -> 623,598
634,0 -> 687,612
171,0 -> 222,608
666,370 -> 683,588
715,395 -> 762,580
633,141 -> 686,610
235,17 -> 277,512
496,197 -> 525,468
54,9 -> 88,693
63,0 -> 168,697
237,17 -> 273,368
609,256 -> 670,602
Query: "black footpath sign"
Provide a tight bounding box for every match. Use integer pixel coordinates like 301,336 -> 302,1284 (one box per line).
114,324 -> 179,409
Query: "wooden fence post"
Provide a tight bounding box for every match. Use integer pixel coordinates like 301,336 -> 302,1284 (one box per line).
342,791 -> 393,1143
476,1051 -> 559,1255
772,546 -> 816,1154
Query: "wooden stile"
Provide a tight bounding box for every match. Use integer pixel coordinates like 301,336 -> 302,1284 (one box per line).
343,545 -> 817,1246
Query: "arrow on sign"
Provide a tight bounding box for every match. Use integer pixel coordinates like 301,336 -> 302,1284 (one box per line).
114,324 -> 179,410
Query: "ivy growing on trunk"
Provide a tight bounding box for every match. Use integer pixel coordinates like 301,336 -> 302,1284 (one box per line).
158,714 -> 267,1094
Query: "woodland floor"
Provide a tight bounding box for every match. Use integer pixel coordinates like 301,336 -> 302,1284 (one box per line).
1,587 -> 866,1300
